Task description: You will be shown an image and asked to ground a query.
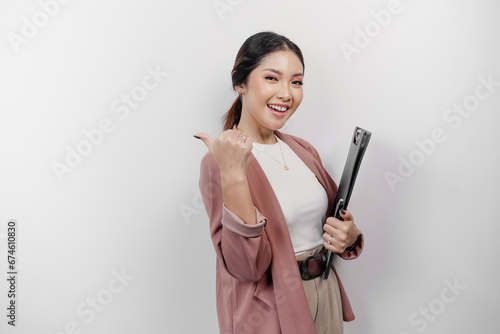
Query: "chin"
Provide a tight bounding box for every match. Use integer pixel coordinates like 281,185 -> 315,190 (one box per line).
267,116 -> 292,130
267,121 -> 287,131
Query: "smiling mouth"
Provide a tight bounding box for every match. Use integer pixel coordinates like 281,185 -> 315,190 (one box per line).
267,104 -> 289,112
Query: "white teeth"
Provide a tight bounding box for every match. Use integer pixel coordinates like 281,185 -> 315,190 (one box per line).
268,104 -> 287,112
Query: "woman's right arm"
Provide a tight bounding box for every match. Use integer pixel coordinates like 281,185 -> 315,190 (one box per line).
196,130 -> 272,282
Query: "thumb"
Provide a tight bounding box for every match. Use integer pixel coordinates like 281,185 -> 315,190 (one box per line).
338,209 -> 352,222
193,133 -> 215,154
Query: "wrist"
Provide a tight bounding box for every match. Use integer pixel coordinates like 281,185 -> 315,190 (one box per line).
345,230 -> 361,251
220,170 -> 247,188
345,242 -> 356,252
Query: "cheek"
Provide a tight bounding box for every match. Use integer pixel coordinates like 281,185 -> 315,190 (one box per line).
294,90 -> 304,104
258,85 -> 275,99
248,85 -> 270,103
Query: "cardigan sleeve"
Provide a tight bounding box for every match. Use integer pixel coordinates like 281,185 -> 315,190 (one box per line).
339,233 -> 364,259
199,152 -> 272,282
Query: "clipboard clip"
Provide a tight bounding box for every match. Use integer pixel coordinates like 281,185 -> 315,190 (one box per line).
333,198 -> 345,219
354,129 -> 362,145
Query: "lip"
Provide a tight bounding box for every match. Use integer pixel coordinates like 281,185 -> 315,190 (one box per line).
268,103 -> 290,108
267,105 -> 287,118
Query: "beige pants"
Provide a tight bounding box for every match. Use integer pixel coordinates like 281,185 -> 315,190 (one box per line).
296,245 -> 343,334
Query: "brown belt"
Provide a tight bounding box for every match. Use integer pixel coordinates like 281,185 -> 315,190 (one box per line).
297,247 -> 328,280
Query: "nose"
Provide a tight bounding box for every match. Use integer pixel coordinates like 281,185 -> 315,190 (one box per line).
276,83 -> 291,101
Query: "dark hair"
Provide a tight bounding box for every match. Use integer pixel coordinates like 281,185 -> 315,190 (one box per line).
221,31 -> 305,130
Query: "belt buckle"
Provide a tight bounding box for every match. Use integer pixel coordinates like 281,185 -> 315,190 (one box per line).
300,252 -> 326,280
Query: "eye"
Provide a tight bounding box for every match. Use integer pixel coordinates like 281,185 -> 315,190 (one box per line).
292,80 -> 303,86
265,76 -> 278,81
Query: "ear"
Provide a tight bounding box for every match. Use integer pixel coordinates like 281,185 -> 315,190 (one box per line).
234,83 -> 245,95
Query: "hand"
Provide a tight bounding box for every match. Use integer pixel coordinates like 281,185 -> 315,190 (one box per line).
194,130 -> 254,179
195,130 -> 257,225
323,209 -> 359,254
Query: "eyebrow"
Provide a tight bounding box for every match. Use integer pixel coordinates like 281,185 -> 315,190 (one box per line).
262,68 -> 304,77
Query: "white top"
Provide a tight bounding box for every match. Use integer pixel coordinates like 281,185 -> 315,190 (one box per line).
251,134 -> 329,254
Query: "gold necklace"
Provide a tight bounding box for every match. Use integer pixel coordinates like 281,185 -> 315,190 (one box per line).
254,139 -> 289,170
237,127 -> 289,170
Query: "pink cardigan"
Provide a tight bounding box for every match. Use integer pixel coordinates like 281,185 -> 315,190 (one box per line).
199,130 -> 364,334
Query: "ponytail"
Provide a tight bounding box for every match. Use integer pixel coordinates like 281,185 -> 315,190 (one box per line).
222,95 -> 242,130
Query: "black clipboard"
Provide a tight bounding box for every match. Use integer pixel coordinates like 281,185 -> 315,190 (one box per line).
323,126 -> 371,280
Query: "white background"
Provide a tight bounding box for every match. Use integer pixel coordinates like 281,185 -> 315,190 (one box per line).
1,0 -> 499,333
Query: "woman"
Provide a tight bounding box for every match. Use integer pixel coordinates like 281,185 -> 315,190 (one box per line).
194,31 -> 364,334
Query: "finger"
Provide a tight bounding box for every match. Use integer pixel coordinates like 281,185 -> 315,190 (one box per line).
323,224 -> 348,244
324,231 -> 347,253
231,130 -> 253,146
338,209 -> 353,221
193,133 -> 215,154
323,232 -> 343,253
324,216 -> 345,229
323,222 -> 336,235
242,135 -> 253,151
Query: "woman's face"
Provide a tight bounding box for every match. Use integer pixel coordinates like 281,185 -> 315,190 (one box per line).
237,50 -> 304,135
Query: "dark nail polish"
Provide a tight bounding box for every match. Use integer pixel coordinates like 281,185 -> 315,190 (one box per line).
340,209 -> 345,215
193,135 -> 201,140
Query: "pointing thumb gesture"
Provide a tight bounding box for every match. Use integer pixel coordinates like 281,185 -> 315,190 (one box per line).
193,133 -> 216,155
194,130 -> 253,176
